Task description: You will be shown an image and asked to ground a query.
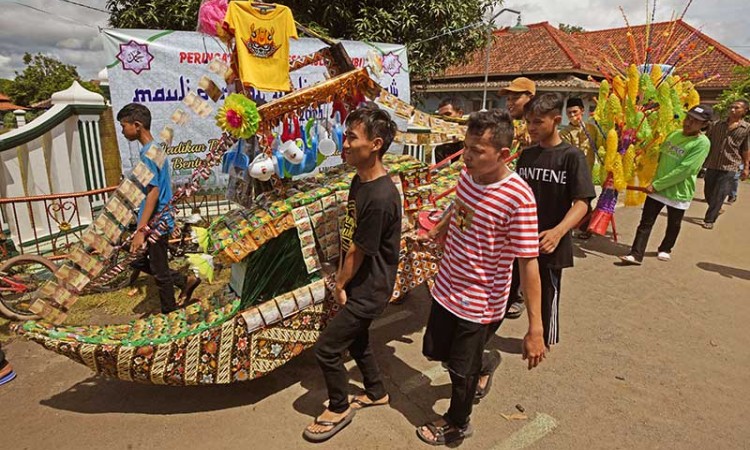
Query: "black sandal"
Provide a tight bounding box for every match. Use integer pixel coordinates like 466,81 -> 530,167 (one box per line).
416,418 -> 473,446
475,350 -> 502,400
350,393 -> 389,410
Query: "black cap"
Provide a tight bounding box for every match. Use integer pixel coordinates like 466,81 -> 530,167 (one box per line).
687,104 -> 713,122
566,98 -> 584,109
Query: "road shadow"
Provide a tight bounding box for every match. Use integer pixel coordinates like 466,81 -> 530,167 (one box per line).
573,234 -> 631,258
487,335 -> 523,355
40,345 -> 322,415
292,284 -> 452,429
696,262 -> 750,281
40,284 -> 442,421
680,216 -> 706,227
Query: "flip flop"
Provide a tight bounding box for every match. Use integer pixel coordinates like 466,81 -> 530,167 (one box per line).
416,419 -> 473,446
350,394 -> 389,410
179,277 -> 202,304
302,409 -> 356,443
475,350 -> 502,400
0,370 -> 17,386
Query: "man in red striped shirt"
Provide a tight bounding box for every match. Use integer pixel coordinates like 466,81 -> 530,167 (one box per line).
416,110 -> 546,446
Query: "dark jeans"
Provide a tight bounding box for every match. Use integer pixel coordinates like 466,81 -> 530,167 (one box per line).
423,300 -> 502,428
315,305 -> 386,414
130,235 -> 186,313
704,169 -> 736,224
629,196 -> 685,261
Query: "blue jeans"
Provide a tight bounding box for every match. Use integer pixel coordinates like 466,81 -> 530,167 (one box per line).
729,164 -> 743,200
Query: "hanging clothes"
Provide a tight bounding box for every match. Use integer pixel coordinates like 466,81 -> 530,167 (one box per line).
223,2 -> 298,92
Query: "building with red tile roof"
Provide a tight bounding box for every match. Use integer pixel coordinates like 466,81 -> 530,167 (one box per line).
0,93 -> 28,113
416,20 -> 749,114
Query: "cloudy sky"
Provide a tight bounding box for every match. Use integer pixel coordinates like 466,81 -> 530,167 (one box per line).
0,0 -> 748,81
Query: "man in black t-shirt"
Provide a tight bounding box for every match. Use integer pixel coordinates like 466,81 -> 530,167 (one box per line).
515,93 -> 596,347
433,97 -> 466,165
304,104 -> 402,443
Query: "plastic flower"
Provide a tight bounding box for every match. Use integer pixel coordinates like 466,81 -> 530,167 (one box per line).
216,93 -> 261,139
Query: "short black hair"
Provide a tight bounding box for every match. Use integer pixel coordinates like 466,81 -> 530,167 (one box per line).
117,103 -> 152,129
345,102 -> 397,157
466,109 -> 514,150
733,98 -> 749,112
566,98 -> 584,109
438,97 -> 464,112
524,93 -> 564,118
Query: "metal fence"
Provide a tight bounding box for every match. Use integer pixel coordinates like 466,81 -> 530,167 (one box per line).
0,187 -> 232,259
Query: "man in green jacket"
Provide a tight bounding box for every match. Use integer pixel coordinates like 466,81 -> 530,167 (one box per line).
620,105 -> 712,265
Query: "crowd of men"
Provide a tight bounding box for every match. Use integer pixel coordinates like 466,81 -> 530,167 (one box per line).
302,80 -> 748,445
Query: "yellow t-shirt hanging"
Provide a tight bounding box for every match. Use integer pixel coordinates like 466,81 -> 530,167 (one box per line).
224,3 -> 298,92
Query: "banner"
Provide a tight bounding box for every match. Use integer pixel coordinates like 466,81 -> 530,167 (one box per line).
102,29 -> 410,187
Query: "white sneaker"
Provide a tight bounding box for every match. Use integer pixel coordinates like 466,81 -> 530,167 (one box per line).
619,255 -> 642,265
657,252 -> 671,261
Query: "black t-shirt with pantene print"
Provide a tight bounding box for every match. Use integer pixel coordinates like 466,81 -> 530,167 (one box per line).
516,142 -> 596,269
339,174 -> 402,319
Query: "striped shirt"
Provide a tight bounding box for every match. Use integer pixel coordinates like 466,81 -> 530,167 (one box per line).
704,119 -> 750,172
431,169 -> 539,324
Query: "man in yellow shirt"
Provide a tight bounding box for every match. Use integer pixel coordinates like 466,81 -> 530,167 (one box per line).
560,98 -> 602,175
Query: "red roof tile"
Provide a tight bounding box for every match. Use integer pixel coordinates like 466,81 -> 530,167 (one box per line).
580,20 -> 749,89
437,20 -> 748,91
443,22 -> 600,79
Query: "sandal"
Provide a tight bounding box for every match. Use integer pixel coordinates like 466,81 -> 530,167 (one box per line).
350,393 -> 389,410
178,276 -> 201,304
416,418 -> 473,446
475,350 -> 501,400
302,409 -> 356,443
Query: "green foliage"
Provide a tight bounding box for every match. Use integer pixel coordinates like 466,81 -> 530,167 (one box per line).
715,66 -> 750,116
0,79 -> 13,95
559,23 -> 586,34
7,53 -> 101,107
106,0 -> 494,82
2,112 -> 15,129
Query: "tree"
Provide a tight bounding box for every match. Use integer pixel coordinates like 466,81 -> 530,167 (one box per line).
559,23 -> 586,34
106,0 -> 494,82
0,79 -> 13,95
714,66 -> 750,116
8,53 -> 102,107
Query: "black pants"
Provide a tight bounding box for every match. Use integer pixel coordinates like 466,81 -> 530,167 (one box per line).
423,299 -> 503,428
704,168 -> 735,224
0,343 -> 6,370
315,305 -> 386,414
507,259 -> 522,307
539,266 -> 563,347
506,261 -> 562,347
629,196 -> 685,262
130,235 -> 186,313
